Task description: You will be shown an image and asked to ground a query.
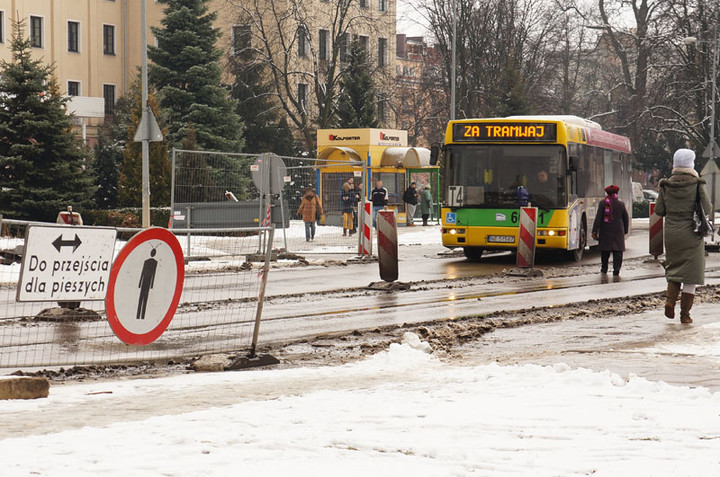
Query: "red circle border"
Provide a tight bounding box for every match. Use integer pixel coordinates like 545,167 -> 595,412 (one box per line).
105,227 -> 185,345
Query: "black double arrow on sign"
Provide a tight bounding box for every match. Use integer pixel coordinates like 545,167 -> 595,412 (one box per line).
52,234 -> 82,253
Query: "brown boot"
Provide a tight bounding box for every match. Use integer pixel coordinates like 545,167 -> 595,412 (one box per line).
664,281 -> 681,319
680,293 -> 694,324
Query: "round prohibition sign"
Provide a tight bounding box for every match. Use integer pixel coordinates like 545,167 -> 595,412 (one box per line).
106,227 -> 184,345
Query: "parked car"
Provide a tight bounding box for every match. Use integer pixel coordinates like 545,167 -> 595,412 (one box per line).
643,189 -> 658,202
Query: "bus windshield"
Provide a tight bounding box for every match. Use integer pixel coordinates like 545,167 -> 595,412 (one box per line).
446,144 -> 567,208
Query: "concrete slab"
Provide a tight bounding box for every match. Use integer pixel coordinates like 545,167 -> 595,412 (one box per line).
0,376 -> 49,400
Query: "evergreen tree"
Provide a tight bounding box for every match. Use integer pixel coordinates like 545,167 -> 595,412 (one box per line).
149,0 -> 244,152
92,120 -> 123,209
229,54 -> 295,156
117,81 -> 171,208
0,21 -> 94,221
336,41 -> 379,128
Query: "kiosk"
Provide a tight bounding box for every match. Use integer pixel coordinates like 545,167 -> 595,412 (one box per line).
317,129 -> 439,226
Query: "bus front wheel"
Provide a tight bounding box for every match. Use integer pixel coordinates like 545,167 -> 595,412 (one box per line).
568,223 -> 587,262
463,247 -> 484,261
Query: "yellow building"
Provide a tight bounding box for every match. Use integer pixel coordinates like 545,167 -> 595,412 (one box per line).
0,0 -> 164,143
0,1 -> 397,144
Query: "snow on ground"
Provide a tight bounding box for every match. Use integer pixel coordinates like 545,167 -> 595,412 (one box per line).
1,335 -> 718,476
641,321 -> 720,361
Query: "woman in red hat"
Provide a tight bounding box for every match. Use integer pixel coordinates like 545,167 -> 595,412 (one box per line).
591,184 -> 629,276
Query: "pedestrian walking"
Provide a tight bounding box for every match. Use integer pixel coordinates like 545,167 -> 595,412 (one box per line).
420,185 -> 433,226
654,149 -> 712,324
370,179 -> 388,228
297,186 -> 323,242
402,182 -> 420,226
341,181 -> 357,236
351,180 -> 362,235
591,184 -> 629,276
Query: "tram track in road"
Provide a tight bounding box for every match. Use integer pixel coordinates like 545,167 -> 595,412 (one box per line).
255,265 -> 720,334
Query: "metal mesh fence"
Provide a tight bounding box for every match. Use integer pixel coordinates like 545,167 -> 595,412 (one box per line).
171,149 -> 368,255
0,218 -> 273,369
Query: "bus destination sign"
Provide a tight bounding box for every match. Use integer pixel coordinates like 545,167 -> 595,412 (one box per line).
452,122 -> 557,143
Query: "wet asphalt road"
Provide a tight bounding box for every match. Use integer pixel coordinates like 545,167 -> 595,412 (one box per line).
2,221 -> 720,387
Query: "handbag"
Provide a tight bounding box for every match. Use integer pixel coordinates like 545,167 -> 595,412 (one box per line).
692,184 -> 714,237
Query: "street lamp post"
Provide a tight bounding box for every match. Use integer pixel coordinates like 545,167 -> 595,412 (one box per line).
450,0 -> 457,121
684,22 -> 720,162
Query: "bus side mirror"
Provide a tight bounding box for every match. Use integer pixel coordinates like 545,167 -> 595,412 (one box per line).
430,144 -> 441,165
568,155 -> 579,173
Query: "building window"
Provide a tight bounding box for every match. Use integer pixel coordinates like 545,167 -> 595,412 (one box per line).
298,83 -> 308,114
297,26 -> 307,58
103,25 -> 115,55
339,33 -> 349,62
30,16 -> 43,48
360,0 -> 369,8
0,11 -> 5,44
67,81 -> 80,97
318,29 -> 329,61
378,95 -> 387,121
67,21 -> 79,53
103,84 -> 116,115
378,37 -> 387,67
232,25 -> 251,55
378,0 -> 387,12
358,35 -> 369,53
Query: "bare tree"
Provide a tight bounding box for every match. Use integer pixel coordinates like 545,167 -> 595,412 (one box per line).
221,0 -> 387,150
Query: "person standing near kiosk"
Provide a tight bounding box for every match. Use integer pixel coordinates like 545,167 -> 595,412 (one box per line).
403,182 -> 420,226
371,180 -> 388,228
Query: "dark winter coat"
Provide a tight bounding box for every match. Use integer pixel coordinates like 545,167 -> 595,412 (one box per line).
655,169 -> 712,285
591,196 -> 629,252
371,187 -> 388,207
403,187 -> 419,205
341,183 -> 357,213
297,192 -> 323,223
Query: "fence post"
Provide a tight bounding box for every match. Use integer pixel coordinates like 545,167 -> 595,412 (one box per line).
249,226 -> 274,358
170,148 -> 176,228
185,205 -> 191,259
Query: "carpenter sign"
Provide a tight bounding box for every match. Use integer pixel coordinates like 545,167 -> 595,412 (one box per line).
106,227 -> 184,345
17,225 -> 117,302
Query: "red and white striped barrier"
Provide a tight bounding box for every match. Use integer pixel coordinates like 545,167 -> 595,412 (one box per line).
377,210 -> 398,282
516,207 -> 537,268
649,202 -> 663,259
260,203 -> 272,227
359,202 -> 372,256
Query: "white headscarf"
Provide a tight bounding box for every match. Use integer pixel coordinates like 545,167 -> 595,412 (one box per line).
673,149 -> 695,169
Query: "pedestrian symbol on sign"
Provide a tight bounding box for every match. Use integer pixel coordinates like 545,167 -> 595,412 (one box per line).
137,247 -> 159,320
446,212 -> 457,224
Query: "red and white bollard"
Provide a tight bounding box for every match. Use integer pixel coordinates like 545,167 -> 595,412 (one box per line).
260,203 -> 272,227
376,210 -> 398,282
649,202 -> 663,259
516,207 -> 537,268
358,202 -> 373,256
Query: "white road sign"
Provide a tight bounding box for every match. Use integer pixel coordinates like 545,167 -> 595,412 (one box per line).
17,225 -> 117,302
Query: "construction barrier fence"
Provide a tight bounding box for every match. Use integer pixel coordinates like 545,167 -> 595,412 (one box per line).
0,218 -> 274,369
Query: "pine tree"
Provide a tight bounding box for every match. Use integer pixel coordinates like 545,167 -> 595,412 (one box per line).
229,52 -> 295,156
92,119 -> 123,209
117,81 -> 171,208
0,21 -> 94,221
336,42 -> 379,129
149,0 -> 244,152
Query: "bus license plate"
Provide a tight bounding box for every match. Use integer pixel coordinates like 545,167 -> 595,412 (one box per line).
488,235 -> 514,243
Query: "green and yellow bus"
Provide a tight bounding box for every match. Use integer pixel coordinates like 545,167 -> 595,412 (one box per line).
430,115 -> 633,261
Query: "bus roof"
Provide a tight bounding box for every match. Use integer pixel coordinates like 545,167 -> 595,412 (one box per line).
447,115 -> 631,154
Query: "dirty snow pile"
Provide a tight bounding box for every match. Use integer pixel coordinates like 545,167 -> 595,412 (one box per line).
1,334 -> 719,476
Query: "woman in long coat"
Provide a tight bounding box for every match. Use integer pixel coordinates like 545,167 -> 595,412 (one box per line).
591,184 -> 629,275
420,185 -> 433,226
654,149 -> 712,324
297,187 -> 323,242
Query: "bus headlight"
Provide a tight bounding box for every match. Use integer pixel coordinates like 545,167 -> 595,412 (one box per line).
449,229 -> 457,235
